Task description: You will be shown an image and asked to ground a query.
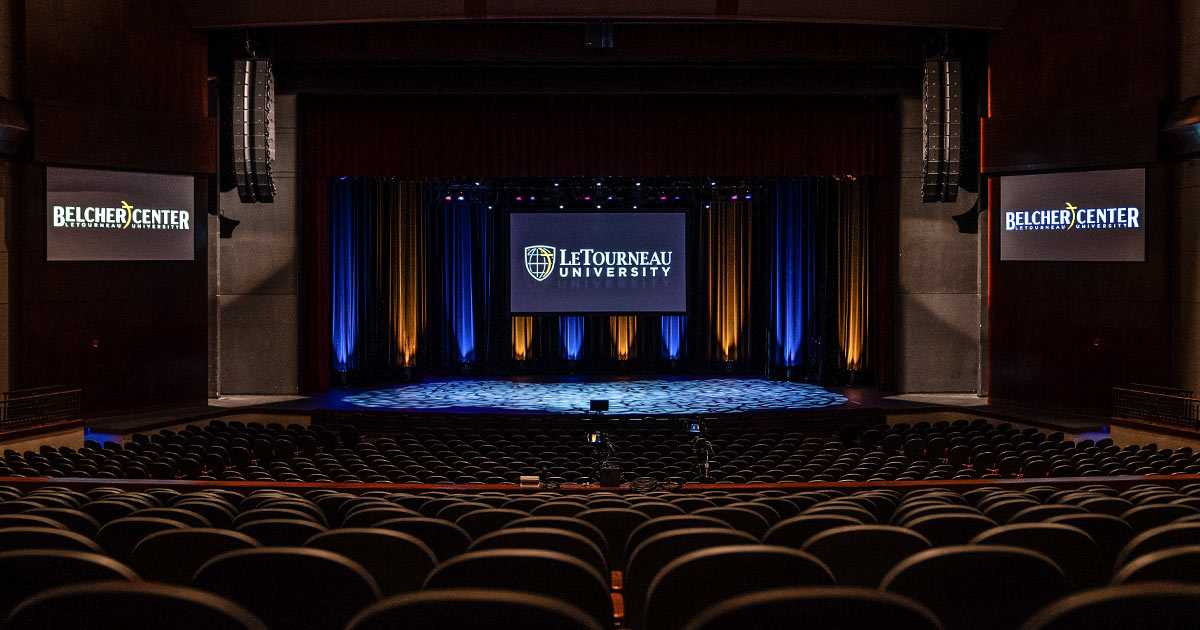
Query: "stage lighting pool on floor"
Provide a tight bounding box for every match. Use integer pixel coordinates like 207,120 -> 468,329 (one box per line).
342,378 -> 847,414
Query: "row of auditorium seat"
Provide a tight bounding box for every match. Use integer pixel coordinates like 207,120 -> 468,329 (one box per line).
0,417 -> 1181,483
2,483 -> 1200,628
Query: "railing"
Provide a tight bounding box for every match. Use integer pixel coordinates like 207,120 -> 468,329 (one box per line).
0,387 -> 82,432
1114,385 -> 1200,431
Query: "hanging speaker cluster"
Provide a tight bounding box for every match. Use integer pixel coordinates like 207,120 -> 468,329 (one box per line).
232,58 -> 276,203
922,58 -> 961,203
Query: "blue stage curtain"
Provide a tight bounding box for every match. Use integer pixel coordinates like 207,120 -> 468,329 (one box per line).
330,178 -> 370,372
661,316 -> 685,360
560,316 -> 585,360
770,180 -> 822,371
438,201 -> 493,364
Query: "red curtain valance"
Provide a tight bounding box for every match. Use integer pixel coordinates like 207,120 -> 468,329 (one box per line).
300,94 -> 897,179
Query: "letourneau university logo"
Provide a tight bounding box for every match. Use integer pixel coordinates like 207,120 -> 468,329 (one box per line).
1004,202 -> 1140,232
524,245 -> 556,281
51,201 -> 191,231
523,244 -> 674,281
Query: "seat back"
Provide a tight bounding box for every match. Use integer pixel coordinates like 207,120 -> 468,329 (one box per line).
235,518 -> 327,546
626,515 -> 732,561
1114,522 -> 1200,572
346,588 -> 603,630
374,517 -> 473,562
95,517 -> 187,562
0,549 -> 138,617
193,547 -> 381,630
692,507 -> 772,538
802,525 -> 932,587
1113,544 -> 1200,585
644,545 -> 835,630
1020,583 -> 1200,629
0,527 -> 103,553
970,523 -> 1103,589
503,516 -> 608,557
576,508 -> 651,567
128,529 -> 259,585
683,586 -> 942,630
763,514 -> 863,548
1044,513 -> 1136,576
305,529 -> 437,596
3,581 -> 268,630
624,528 -> 760,629
423,549 -> 612,627
881,545 -> 1067,630
455,509 -> 530,539
470,527 -> 607,575
905,514 -> 997,546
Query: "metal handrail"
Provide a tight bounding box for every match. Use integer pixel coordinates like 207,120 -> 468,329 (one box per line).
0,389 -> 82,432
1114,386 -> 1200,431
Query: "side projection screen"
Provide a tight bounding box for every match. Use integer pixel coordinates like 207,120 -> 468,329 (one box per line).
1000,168 -> 1145,262
46,166 -> 195,261
510,212 -> 686,313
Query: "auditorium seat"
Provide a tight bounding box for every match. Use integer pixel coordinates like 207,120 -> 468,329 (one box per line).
969,523 -> 1104,590
623,528 -> 760,629
576,508 -> 651,567
470,527 -> 607,575
0,527 -> 104,553
801,525 -> 932,587
881,546 -> 1068,630
3,582 -> 269,630
454,508 -> 529,539
235,518 -> 327,546
374,517 -> 473,562
691,507 -> 772,538
762,514 -> 865,548
1112,544 -> 1200,584
1019,583 -> 1200,630
625,515 -> 733,561
643,545 -> 835,630
904,513 -> 997,546
192,547 -> 381,630
422,549 -> 612,627
0,549 -> 139,617
682,586 -> 943,630
95,516 -> 188,562
24,508 -> 103,536
304,529 -> 438,596
345,588 -> 604,630
128,529 -> 259,585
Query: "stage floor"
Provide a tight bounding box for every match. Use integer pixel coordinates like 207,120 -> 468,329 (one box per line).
336,377 -> 847,414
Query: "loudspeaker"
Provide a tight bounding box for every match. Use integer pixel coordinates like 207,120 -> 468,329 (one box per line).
599,465 -> 622,487
232,58 -> 276,203
922,59 -> 961,203
590,399 -> 609,412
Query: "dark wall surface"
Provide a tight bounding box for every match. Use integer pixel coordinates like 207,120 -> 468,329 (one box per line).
12,0 -> 214,412
985,0 -> 1171,411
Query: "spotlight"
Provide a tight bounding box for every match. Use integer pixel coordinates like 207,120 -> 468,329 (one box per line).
444,196 -> 452,201
516,196 -> 523,201
530,196 -> 536,200
731,195 -> 739,200
554,182 -> 559,186
596,182 -> 602,186
596,205 -> 601,208
633,205 -> 638,209
457,195 -> 464,201
584,196 -> 591,201
745,195 -> 752,199
711,181 -> 717,185
560,205 -> 565,209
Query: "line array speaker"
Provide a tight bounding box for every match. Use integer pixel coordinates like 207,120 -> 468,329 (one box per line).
232,58 -> 276,203
922,58 -> 961,203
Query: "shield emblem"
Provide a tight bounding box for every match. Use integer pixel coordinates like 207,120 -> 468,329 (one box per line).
524,245 -> 556,281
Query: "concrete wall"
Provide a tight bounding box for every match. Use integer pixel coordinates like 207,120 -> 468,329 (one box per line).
1174,1 -> 1200,394
210,95 -> 299,394
895,96 -> 983,393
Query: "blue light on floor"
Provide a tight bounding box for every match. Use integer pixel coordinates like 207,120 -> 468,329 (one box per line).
343,378 -> 848,414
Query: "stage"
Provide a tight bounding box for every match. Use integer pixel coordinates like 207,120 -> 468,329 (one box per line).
334,377 -> 847,415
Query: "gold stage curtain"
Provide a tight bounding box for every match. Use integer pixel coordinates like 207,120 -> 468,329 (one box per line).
512,316 -> 534,360
704,201 -> 754,362
837,180 -> 870,371
609,315 -> 638,360
387,182 -> 427,367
